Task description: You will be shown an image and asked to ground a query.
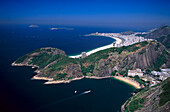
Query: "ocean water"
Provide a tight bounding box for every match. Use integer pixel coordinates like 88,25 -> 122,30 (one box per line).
0,25 -> 136,112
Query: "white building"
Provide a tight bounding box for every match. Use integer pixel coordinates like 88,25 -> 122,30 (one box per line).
81,52 -> 87,58
128,69 -> 143,77
151,69 -> 170,81
161,69 -> 170,72
159,72 -> 170,81
151,71 -> 161,76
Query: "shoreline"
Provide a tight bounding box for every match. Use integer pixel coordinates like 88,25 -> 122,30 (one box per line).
32,75 -> 53,81
36,76 -> 114,85
44,76 -> 85,84
113,76 -> 141,89
32,75 -> 141,89
12,62 -> 140,89
69,34 -> 122,58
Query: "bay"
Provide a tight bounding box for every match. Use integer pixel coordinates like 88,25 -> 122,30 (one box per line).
0,25 -> 137,112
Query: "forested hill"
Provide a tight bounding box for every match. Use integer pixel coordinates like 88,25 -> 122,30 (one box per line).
121,77 -> 170,112
12,41 -> 170,82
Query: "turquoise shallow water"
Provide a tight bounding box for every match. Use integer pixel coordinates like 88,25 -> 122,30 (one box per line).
0,25 -> 136,112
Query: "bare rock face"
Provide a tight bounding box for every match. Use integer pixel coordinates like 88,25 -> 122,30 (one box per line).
121,43 -> 163,69
92,41 -> 169,76
65,64 -> 83,78
93,66 -> 112,77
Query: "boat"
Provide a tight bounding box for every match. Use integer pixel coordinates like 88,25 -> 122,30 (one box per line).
84,90 -> 91,94
74,90 -> 77,93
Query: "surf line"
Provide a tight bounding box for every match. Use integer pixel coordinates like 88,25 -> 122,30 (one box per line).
34,90 -> 91,112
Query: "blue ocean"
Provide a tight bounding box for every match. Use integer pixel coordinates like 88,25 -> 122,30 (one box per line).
0,24 -> 143,112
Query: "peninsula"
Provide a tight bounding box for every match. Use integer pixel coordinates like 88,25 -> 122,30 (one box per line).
12,40 -> 169,88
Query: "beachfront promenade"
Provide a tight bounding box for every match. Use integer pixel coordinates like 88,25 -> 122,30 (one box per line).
69,32 -> 153,58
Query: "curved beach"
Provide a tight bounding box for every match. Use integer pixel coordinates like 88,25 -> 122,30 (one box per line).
69,35 -> 122,58
113,76 -> 141,89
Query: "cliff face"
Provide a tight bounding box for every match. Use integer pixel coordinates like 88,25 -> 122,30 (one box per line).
120,42 -> 168,69
85,41 -> 170,77
121,78 -> 170,112
12,41 -> 170,81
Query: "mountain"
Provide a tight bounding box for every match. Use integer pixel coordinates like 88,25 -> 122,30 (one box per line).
144,25 -> 170,50
121,31 -> 135,35
156,34 -> 170,50
121,77 -> 170,112
12,41 -> 170,82
145,25 -> 170,39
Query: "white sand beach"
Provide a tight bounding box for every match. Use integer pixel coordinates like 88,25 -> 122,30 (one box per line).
69,35 -> 122,58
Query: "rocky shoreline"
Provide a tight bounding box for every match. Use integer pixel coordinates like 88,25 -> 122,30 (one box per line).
12,61 -> 142,89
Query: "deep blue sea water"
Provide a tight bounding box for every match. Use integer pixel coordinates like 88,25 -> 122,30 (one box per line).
0,25 -> 141,112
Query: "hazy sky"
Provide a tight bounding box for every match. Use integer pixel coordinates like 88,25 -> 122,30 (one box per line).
0,0 -> 170,27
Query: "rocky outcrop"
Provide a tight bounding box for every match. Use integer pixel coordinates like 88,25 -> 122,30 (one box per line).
65,64 -> 83,78
120,42 -> 167,69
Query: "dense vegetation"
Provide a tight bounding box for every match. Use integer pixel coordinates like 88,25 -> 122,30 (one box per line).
48,55 -> 79,71
15,54 -> 29,64
81,64 -> 94,75
157,34 -> 170,50
81,48 -> 112,63
29,53 -> 58,68
127,98 -> 145,112
152,50 -> 169,71
111,70 -> 117,76
159,77 -> 170,106
124,78 -> 170,112
54,73 -> 67,80
134,76 -> 146,87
